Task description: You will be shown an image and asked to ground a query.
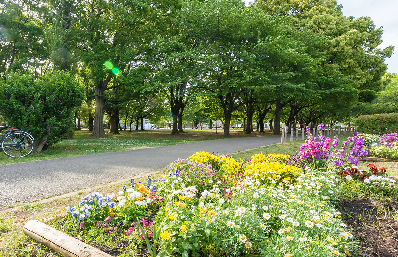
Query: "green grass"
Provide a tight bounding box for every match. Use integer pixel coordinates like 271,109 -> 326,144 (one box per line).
0,129 -> 241,165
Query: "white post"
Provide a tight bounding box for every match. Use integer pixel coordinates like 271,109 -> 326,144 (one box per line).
296,128 -> 298,140
302,128 -> 305,140
338,128 -> 341,135
290,128 -> 293,141
281,127 -> 285,143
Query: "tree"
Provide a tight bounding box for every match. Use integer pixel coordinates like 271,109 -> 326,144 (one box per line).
0,0 -> 48,77
0,71 -> 84,152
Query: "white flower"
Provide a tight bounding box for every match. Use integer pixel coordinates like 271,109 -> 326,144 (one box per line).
253,193 -> 259,198
238,234 -> 248,243
219,198 -> 225,205
235,207 -> 246,216
260,224 -> 267,230
251,204 -> 256,210
118,199 -> 126,207
227,221 -> 235,228
279,214 -> 287,220
299,237 -> 307,242
305,221 -> 313,227
345,175 -> 353,181
262,206 -> 268,211
263,213 -> 271,220
364,178 -> 370,184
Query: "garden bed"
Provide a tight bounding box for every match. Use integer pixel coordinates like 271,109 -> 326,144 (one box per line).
5,130 -> 398,256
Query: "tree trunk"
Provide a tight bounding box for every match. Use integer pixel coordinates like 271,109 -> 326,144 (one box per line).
178,105 -> 185,133
224,113 -> 232,138
35,135 -> 48,153
269,119 -> 273,130
87,101 -> 94,132
136,117 -> 139,131
259,116 -> 265,133
140,117 -> 144,130
92,86 -> 106,137
109,108 -> 120,134
171,104 -> 179,135
209,119 -> 213,129
273,99 -> 282,135
245,102 -> 253,134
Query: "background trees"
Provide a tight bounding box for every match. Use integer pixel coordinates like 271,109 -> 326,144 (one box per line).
0,0 -> 394,145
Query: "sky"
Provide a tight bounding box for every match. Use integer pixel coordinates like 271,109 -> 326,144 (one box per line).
244,0 -> 398,74
337,0 -> 398,74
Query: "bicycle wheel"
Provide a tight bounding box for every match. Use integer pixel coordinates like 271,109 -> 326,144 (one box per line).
1,131 -> 34,158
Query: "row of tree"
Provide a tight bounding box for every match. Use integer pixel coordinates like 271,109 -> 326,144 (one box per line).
0,0 -> 394,140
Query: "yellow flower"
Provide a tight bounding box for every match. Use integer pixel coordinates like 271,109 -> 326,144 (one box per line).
179,225 -> 188,232
160,230 -> 172,240
284,254 -> 293,257
174,201 -> 186,209
168,214 -> 177,220
208,210 -> 216,216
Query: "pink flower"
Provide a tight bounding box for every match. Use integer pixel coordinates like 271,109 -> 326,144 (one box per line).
104,216 -> 112,223
373,182 -> 379,186
79,222 -> 84,229
389,184 -> 394,188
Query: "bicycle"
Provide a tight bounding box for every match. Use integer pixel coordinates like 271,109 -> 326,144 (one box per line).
0,126 -> 35,158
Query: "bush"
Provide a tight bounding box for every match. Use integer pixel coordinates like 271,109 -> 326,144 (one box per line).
0,71 -> 84,152
355,113 -> 398,134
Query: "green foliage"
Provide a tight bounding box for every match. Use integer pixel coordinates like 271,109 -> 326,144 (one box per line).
355,113 -> 398,134
0,72 -> 84,151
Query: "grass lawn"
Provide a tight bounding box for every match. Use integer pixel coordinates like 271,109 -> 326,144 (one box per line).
0,128 -> 267,165
0,132 -> 397,256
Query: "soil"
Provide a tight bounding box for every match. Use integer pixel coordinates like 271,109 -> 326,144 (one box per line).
338,198 -> 398,257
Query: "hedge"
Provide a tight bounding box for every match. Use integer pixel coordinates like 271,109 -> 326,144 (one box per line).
355,113 -> 398,134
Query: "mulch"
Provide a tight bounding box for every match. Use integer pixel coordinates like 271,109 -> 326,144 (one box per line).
338,198 -> 398,257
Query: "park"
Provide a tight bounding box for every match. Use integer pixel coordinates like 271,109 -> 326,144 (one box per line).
1,0 -> 398,256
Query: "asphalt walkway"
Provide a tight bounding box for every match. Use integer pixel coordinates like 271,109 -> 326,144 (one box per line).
0,136 -> 280,209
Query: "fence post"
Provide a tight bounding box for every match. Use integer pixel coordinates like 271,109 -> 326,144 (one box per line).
302,128 -> 304,140
296,128 -> 298,140
281,127 -> 285,143
290,128 -> 293,141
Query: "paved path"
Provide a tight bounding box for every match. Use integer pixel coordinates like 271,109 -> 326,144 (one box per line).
0,136 -> 280,209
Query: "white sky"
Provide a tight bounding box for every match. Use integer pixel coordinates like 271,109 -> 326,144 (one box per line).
244,0 -> 398,74
337,0 -> 398,74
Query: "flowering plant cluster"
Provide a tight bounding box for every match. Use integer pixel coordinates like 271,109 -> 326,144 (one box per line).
360,133 -> 398,160
154,166 -> 354,256
337,163 -> 397,196
299,125 -> 367,167
243,153 -> 302,187
361,133 -> 381,148
380,133 -> 398,147
62,150 -> 358,257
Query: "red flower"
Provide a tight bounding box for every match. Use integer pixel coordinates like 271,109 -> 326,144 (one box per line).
380,167 -> 386,173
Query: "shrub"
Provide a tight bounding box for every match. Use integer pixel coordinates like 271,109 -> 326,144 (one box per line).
355,113 -> 398,134
0,71 -> 84,152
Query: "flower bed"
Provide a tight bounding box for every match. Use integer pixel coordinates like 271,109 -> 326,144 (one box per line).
52,128 -> 397,256
362,133 -> 398,160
